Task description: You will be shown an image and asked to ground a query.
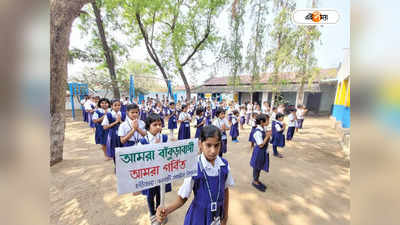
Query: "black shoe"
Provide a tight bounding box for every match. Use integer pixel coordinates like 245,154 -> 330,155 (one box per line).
252,182 -> 266,192
259,182 -> 267,190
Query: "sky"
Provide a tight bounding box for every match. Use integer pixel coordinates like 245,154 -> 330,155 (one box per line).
69,0 -> 350,87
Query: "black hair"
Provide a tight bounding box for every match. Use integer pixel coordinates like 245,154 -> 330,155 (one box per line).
215,107 -> 225,117
110,99 -> 121,106
255,114 -> 267,125
97,98 -> 111,108
145,113 -> 162,130
297,104 -> 302,108
169,102 -> 175,106
251,112 -> 258,117
196,107 -> 204,116
232,110 -> 239,116
127,103 -> 139,112
290,108 -> 297,112
276,113 -> 284,120
199,125 -> 222,142
272,107 -> 277,111
182,104 -> 188,110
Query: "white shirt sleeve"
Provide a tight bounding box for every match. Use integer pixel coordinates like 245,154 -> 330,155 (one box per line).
92,111 -> 99,120
117,122 -> 129,137
101,114 -> 109,126
225,164 -> 235,188
212,119 -> 220,128
178,112 -> 185,121
254,130 -> 264,145
177,177 -> 195,199
84,102 -> 92,111
275,124 -> 283,132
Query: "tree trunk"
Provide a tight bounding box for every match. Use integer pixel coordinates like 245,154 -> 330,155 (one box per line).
178,67 -> 191,101
92,0 -> 120,99
50,0 -> 89,166
296,81 -> 305,106
270,91 -> 276,110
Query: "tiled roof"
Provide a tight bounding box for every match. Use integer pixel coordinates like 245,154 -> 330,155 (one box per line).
203,68 -> 337,86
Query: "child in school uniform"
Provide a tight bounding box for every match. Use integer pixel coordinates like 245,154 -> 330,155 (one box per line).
239,105 -> 246,130
178,104 -> 192,140
92,98 -> 111,160
286,109 -> 297,141
230,110 -> 239,143
296,105 -> 308,132
270,113 -> 286,158
195,108 -> 206,139
205,106 -> 212,126
118,103 -> 147,147
85,96 -> 97,129
166,102 -> 178,139
248,113 -> 257,149
212,108 -> 230,157
153,102 -> 165,128
156,125 -> 234,225
140,100 -> 147,121
102,99 -> 126,165
270,107 -> 278,122
80,95 -> 89,122
138,113 -> 172,225
246,102 -> 253,125
250,114 -> 272,192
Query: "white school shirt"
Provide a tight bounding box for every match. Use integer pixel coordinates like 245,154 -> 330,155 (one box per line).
101,110 -> 122,126
92,108 -> 106,120
246,104 -> 253,114
212,118 -> 229,140
231,115 -> 238,125
253,109 -> 260,115
270,112 -> 277,121
253,125 -> 265,145
84,100 -> 95,111
117,117 -> 146,142
275,121 -> 284,132
239,110 -> 245,117
249,118 -> 256,127
178,112 -> 191,122
277,107 -> 285,114
288,114 -> 296,127
178,153 -> 235,199
80,99 -> 86,105
296,109 -> 305,119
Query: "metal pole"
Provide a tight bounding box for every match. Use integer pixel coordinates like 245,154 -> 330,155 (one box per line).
69,83 -> 75,120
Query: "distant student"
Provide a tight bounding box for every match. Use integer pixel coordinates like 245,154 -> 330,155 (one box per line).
153,102 -> 165,128
286,109 -> 297,141
270,107 -> 278,122
156,125 -> 234,225
102,99 -> 126,165
239,105 -> 246,130
205,105 -> 212,126
250,114 -> 271,192
118,103 -> 147,147
178,104 -> 192,140
85,96 -> 97,129
194,108 -> 206,139
166,102 -> 177,139
230,110 -> 239,143
296,105 -> 308,132
270,113 -> 286,158
246,102 -> 253,125
92,98 -> 111,160
212,108 -> 230,157
138,113 -> 172,225
80,95 -> 89,122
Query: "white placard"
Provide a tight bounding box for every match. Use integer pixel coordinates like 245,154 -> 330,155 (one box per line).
115,138 -> 199,195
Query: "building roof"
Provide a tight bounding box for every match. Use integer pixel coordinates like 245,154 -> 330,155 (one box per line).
202,68 -> 337,86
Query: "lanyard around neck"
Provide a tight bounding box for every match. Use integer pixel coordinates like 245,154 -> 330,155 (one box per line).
199,158 -> 221,207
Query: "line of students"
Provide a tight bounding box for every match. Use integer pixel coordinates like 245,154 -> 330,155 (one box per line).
79,96 -> 308,224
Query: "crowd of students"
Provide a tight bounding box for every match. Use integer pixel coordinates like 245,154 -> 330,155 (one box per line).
78,94 -> 308,225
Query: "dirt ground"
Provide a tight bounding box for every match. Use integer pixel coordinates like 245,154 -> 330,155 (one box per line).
50,112 -> 350,225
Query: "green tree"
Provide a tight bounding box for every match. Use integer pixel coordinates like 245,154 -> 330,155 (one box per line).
71,0 -> 133,99
117,0 -> 227,100
293,0 -> 321,106
265,0 -> 297,108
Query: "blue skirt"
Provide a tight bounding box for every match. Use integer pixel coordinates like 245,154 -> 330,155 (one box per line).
168,117 -> 177,129
106,128 -> 121,158
250,145 -> 269,172
194,126 -> 203,138
88,113 -> 95,128
121,105 -> 127,113
240,116 -> 245,125
82,106 -> 88,122
212,109 -> 216,118
230,123 -> 239,138
219,139 -> 227,156
178,122 -> 191,140
140,111 -> 147,121
286,127 -> 295,140
95,123 -> 108,145
248,127 -> 256,142
271,132 -> 285,147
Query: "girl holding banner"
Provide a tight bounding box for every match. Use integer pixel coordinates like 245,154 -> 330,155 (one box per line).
156,125 -> 234,225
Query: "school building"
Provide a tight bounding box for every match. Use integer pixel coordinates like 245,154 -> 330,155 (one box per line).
192,68 -> 339,116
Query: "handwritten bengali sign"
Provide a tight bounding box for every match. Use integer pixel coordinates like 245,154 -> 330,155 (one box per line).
115,138 -> 199,194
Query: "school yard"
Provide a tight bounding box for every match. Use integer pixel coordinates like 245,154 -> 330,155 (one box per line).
50,112 -> 350,225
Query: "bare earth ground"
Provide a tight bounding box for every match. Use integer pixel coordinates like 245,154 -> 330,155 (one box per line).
50,112 -> 350,225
